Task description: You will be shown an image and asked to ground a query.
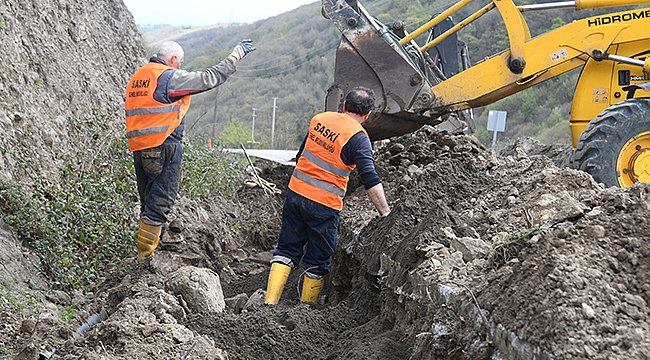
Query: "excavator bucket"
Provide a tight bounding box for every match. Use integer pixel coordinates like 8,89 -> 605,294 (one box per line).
322,0 -> 447,140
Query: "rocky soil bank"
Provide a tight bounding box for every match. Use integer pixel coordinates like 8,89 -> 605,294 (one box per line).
2,128 -> 649,360
0,0 -> 144,184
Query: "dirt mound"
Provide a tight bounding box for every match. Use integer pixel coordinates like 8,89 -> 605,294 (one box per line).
337,127 -> 650,359
4,129 -> 650,360
497,136 -> 573,168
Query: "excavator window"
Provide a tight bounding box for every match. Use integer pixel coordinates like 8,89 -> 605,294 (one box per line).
618,70 -> 631,86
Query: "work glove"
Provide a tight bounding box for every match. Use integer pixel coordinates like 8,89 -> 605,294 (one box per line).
229,39 -> 256,61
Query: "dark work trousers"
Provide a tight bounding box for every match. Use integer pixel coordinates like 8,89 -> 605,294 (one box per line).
133,137 -> 183,228
274,189 -> 341,277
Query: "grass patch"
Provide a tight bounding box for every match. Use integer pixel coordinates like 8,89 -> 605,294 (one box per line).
59,305 -> 76,322
488,226 -> 540,269
0,280 -> 42,355
0,279 -> 42,355
0,280 -> 41,316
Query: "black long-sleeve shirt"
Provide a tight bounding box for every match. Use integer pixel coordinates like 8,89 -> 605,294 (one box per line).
297,131 -> 381,190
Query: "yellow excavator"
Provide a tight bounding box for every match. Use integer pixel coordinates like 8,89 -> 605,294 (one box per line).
321,0 -> 650,187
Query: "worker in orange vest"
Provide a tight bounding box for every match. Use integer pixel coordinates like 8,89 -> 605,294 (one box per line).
265,87 -> 391,305
125,39 -> 256,261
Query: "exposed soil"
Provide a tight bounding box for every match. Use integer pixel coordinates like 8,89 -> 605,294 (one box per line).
2,128 -> 650,360
5,0 -> 648,358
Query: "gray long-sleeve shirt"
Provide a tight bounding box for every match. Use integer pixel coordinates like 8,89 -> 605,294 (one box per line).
149,56 -> 237,140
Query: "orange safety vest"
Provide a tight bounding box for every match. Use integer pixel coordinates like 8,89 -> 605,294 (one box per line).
289,112 -> 367,210
125,62 -> 191,152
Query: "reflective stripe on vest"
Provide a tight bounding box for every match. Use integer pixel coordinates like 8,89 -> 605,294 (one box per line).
288,112 -> 367,210
300,149 -> 352,178
125,104 -> 181,117
291,168 -> 347,197
126,126 -> 169,139
125,62 -> 191,152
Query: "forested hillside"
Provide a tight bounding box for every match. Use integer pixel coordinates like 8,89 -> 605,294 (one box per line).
139,3 -> 336,150
143,0 -> 624,149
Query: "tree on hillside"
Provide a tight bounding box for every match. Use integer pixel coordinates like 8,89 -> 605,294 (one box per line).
218,118 -> 251,148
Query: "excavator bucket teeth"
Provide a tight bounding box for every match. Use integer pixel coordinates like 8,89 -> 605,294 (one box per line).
322,0 -> 443,140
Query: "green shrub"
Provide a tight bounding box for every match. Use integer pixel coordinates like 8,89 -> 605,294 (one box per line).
0,113 -> 246,290
180,139 -> 246,199
0,181 -> 50,242
0,112 -> 136,290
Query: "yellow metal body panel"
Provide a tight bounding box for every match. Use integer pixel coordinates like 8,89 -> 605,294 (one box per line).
570,41 -> 650,146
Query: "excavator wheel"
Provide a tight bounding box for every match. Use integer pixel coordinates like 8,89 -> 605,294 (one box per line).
571,98 -> 650,188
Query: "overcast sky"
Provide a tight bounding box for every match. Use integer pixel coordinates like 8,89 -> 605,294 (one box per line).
122,0 -> 317,26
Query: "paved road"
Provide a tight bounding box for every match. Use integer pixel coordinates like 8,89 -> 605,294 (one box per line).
223,148 -> 298,166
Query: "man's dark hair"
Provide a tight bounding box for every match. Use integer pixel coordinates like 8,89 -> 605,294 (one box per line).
344,87 -> 375,116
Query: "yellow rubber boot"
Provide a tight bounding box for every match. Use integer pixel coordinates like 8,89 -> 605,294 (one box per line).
137,220 -> 162,261
265,263 -> 291,305
300,275 -> 324,304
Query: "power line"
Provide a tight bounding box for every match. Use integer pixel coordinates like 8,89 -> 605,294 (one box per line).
236,31 -> 341,70
197,0 -> 464,81
234,44 -> 337,78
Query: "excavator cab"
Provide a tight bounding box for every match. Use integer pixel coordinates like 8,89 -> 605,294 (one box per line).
425,16 -> 475,133
427,17 -> 460,79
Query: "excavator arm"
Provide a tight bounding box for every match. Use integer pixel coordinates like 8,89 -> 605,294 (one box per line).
430,7 -> 650,111
322,0 -> 650,141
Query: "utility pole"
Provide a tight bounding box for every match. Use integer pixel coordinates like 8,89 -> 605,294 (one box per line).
212,87 -> 219,140
271,97 -> 277,148
251,108 -> 257,143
